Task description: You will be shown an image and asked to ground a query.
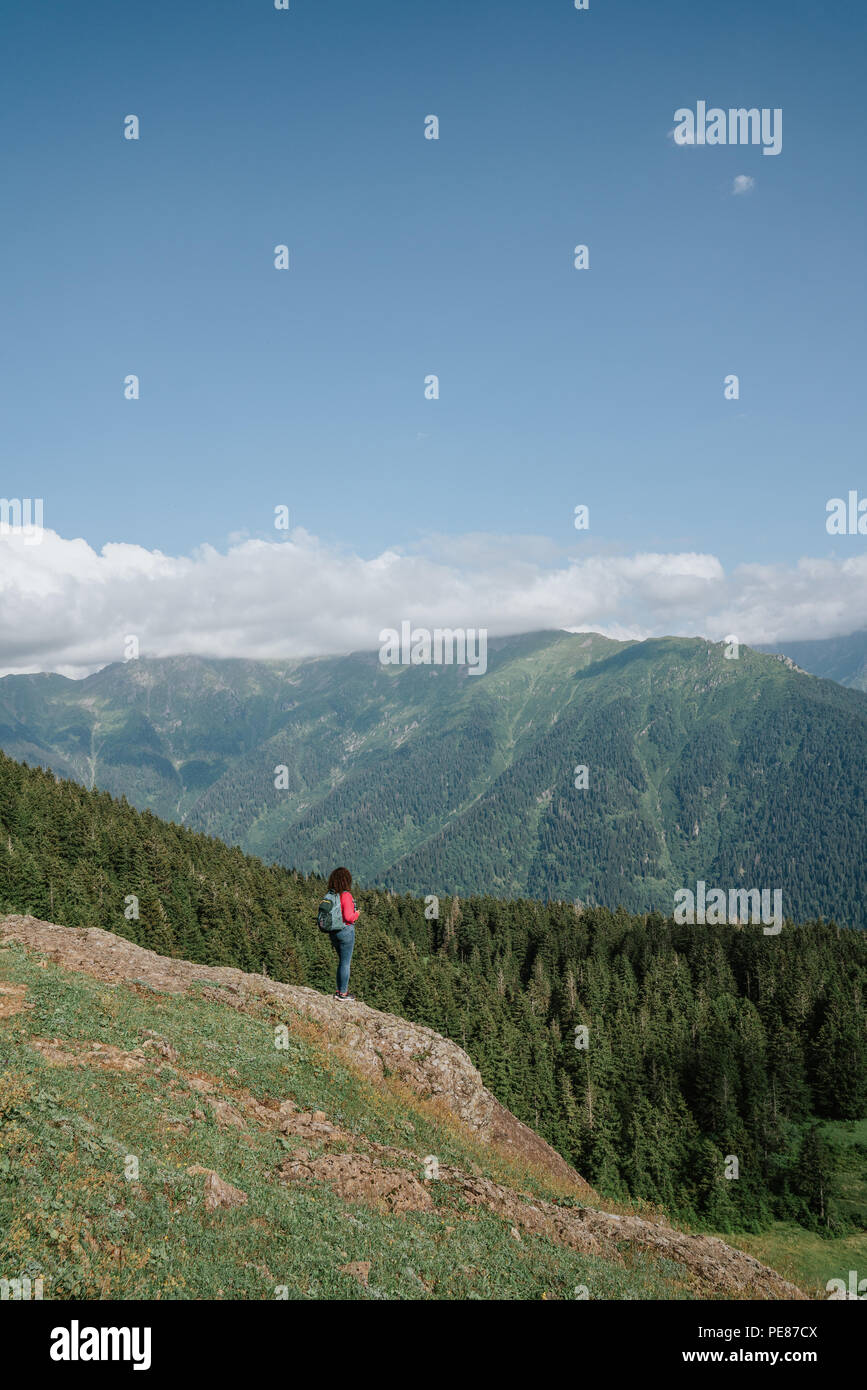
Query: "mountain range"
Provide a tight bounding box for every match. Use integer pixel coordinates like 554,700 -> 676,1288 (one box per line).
1,630 -> 865,926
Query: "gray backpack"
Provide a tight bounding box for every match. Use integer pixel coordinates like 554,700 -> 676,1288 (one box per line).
317,891 -> 343,932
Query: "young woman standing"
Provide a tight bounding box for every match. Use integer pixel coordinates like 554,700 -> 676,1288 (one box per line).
325,866 -> 359,1000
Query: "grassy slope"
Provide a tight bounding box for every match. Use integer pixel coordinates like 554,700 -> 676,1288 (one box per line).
0,940 -> 690,1301
726,1224 -> 866,1303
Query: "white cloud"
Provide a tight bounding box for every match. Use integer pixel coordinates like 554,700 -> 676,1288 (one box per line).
0,527 -> 865,676
732,174 -> 755,195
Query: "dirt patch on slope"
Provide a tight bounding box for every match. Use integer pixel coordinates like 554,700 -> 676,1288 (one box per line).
30,1038 -> 151,1072
0,981 -> 31,1018
185,1167 -> 249,1212
279,1151 -> 435,1214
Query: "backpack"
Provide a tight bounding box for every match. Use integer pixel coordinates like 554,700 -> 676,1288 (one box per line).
317,891 -> 343,933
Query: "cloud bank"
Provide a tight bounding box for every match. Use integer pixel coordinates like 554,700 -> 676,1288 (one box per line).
1,527 -> 865,677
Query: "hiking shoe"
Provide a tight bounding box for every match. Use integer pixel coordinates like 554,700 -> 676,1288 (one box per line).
334,992 -> 355,1002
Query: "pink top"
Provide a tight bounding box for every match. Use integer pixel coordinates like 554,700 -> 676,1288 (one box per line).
340,891 -> 359,925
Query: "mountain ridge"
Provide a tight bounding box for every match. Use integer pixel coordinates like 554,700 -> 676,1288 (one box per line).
758,630 -> 867,692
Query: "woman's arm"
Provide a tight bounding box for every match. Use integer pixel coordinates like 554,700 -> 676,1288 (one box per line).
340,891 -> 359,924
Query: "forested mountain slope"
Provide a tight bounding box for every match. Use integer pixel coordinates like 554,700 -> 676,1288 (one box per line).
1,631 -> 865,927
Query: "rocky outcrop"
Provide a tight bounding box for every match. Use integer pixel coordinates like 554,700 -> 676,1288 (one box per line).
0,914 -> 585,1190
185,1167 -> 249,1211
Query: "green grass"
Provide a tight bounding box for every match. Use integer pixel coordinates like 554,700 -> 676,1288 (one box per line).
722,1224 -> 867,1302
821,1119 -> 867,1227
0,943 -> 691,1300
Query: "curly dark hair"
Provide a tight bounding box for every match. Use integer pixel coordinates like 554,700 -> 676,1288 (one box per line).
327,866 -> 352,894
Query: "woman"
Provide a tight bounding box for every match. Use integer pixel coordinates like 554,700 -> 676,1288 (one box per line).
326,866 -> 360,1000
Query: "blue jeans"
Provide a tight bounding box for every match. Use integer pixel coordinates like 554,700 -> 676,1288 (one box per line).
330,924 -> 355,994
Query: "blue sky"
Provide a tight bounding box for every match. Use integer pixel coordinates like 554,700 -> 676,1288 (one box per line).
1,0 -> 866,672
